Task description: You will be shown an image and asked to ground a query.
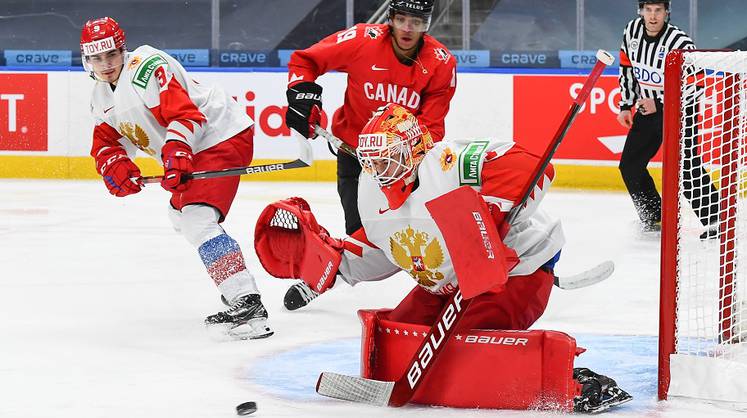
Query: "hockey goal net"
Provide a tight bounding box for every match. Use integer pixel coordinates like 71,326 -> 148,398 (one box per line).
660,49 -> 747,406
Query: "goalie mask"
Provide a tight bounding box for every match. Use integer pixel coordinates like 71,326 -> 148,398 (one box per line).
357,103 -> 434,210
80,17 -> 127,81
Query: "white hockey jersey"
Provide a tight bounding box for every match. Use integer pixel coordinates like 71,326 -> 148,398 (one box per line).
89,45 -> 253,163
338,139 -> 565,295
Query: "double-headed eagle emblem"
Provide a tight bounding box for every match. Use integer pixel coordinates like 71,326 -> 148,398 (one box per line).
118,122 -> 156,156
390,226 -> 445,287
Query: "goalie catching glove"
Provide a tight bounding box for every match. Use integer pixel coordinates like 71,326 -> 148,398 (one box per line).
254,197 -> 342,293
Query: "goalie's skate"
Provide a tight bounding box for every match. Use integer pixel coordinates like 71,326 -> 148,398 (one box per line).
284,281 -> 320,311
573,367 -> 632,414
205,294 -> 274,340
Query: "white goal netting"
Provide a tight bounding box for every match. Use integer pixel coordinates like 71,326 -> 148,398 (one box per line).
666,50 -> 747,406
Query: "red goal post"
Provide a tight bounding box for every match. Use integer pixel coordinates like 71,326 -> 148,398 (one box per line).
660,49 -> 747,407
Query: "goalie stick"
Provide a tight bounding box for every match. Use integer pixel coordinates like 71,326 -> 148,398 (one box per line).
138,136 -> 313,184
316,49 -> 616,408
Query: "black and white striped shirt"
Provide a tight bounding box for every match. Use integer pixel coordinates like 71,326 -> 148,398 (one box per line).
618,17 -> 694,110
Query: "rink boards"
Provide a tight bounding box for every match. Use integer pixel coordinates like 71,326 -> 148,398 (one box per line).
0,68 -> 657,190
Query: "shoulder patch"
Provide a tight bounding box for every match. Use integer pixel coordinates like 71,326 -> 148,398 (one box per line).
365,26 -> 384,40
440,147 -> 455,171
132,55 -> 168,89
434,47 -> 450,64
458,141 -> 489,185
127,55 -> 142,70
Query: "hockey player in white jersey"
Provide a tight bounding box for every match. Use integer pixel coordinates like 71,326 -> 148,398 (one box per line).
258,102 -> 562,327
81,17 -> 272,339
255,103 -> 631,412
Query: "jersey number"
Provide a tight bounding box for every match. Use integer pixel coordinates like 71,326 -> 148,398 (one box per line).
155,66 -> 167,88
336,26 -> 357,44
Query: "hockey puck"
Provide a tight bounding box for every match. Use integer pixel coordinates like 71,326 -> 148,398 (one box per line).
236,401 -> 257,415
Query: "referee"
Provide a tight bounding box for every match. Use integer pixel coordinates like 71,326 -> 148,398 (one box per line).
617,0 -> 718,234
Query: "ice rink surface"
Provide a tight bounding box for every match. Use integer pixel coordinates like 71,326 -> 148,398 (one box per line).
1,179 -> 744,417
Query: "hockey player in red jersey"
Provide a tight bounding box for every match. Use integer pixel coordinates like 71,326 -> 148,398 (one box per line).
256,104 -> 631,411
81,17 -> 272,340
283,0 -> 457,309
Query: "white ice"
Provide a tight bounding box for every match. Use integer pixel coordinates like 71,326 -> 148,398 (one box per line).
0,179 -> 744,418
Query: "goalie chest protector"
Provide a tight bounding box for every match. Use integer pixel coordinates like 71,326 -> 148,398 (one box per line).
356,139 -> 515,295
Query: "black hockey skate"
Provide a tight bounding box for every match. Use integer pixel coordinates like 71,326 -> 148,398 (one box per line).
573,368 -> 632,414
205,294 -> 273,339
284,281 -> 320,311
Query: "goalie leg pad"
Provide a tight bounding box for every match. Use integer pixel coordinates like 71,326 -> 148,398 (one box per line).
358,309 -> 582,411
254,197 -> 342,293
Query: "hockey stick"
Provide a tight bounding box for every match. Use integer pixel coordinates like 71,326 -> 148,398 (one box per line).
316,49 -> 616,407
138,136 -> 314,184
554,260 -> 614,290
313,125 -> 357,156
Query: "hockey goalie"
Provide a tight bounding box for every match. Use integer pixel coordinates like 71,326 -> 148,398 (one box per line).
255,104 -> 631,412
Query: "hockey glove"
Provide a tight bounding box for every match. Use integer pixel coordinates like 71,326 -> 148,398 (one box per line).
285,81 -> 322,139
254,197 -> 342,294
98,151 -> 143,197
160,140 -> 195,193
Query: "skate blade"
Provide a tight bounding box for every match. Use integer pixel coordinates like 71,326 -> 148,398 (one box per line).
228,318 -> 274,340
586,392 -> 633,414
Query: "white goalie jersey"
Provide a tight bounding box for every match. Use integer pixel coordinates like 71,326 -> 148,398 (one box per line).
89,45 -> 253,161
337,139 -> 565,295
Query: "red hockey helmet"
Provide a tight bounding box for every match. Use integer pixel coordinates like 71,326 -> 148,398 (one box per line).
80,17 -> 126,57
357,103 -> 434,209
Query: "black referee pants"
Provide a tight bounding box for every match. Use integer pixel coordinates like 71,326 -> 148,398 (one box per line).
619,109 -> 719,226
337,150 -> 363,235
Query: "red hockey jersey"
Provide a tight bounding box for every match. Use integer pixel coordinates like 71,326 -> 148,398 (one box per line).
287,24 -> 457,147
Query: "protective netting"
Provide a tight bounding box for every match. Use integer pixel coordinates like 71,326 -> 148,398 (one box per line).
668,51 -> 747,405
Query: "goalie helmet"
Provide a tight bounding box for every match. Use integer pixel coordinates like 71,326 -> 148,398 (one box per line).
80,17 -> 126,79
357,103 -> 434,209
389,0 -> 434,32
